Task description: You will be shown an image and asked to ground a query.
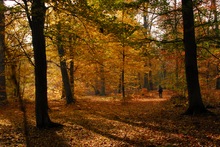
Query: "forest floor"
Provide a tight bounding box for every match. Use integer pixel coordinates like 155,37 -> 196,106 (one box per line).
1,90 -> 220,147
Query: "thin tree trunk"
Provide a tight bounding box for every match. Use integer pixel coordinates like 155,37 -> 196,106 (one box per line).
211,0 -> 220,89
100,64 -> 106,96
121,47 -> 125,100
69,32 -> 77,100
174,0 -> 180,89
60,61 -> 74,104
69,57 -> 75,97
11,63 -> 20,97
216,65 -> 220,89
69,38 -> 75,99
0,0 -> 6,101
118,76 -> 121,93
121,9 -> 125,100
148,60 -> 153,90
182,0 -> 207,115
143,67 -> 149,89
143,4 -> 154,91
137,72 -> 142,89
57,22 -> 74,104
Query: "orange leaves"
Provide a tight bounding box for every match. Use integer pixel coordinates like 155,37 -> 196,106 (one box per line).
1,91 -> 220,146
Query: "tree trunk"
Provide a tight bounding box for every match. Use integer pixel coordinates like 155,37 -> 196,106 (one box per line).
121,49 -> 125,100
57,22 -> 74,104
174,0 -> 179,89
148,60 -> 153,90
31,0 -> 56,128
118,76 -> 121,93
69,36 -> 75,100
216,66 -> 220,89
211,0 -> 220,89
69,57 -> 75,97
143,72 -> 148,89
11,63 -> 20,97
100,64 -> 106,96
121,10 -> 125,100
0,0 -> 7,101
182,0 -> 207,115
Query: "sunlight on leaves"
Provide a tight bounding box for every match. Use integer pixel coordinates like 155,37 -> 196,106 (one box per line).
0,119 -> 12,126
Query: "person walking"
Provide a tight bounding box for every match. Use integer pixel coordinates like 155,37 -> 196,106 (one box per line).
158,85 -> 163,98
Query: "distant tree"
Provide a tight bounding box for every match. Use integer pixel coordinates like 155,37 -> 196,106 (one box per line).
0,0 -> 7,101
56,21 -> 74,104
182,0 -> 207,114
99,64 -> 106,96
142,1 -> 154,91
211,0 -> 220,89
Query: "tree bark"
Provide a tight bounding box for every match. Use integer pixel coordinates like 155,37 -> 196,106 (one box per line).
148,60 -> 153,90
69,35 -> 75,100
216,64 -> 220,89
0,0 -> 7,101
182,0 -> 207,115
118,76 -> 121,93
100,64 -> 106,96
211,0 -> 220,89
57,22 -> 74,104
31,0 -> 60,128
11,63 -> 20,97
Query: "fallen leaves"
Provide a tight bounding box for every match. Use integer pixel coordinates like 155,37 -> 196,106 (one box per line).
1,92 -> 220,146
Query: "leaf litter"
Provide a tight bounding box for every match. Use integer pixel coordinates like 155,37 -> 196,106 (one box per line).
1,90 -> 220,146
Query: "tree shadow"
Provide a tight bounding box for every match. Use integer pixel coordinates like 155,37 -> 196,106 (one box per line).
27,125 -> 71,147
68,113 -> 156,146
0,101 -> 70,147
71,99 -> 220,146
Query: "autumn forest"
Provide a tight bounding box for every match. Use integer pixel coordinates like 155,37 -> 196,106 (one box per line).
0,0 -> 220,146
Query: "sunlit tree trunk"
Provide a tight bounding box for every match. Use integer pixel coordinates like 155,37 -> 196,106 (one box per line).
182,0 -> 207,115
0,0 -> 7,101
57,22 -> 74,104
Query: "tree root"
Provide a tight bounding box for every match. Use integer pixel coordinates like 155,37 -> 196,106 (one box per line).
182,108 -> 215,116
37,122 -> 63,129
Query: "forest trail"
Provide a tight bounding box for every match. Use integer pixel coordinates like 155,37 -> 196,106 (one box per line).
1,91 -> 220,146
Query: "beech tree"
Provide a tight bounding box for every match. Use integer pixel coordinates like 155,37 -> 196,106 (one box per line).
56,21 -> 74,104
182,0 -> 207,114
211,0 -> 220,89
0,0 -> 6,101
23,0 -> 60,128
31,0 -> 52,128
